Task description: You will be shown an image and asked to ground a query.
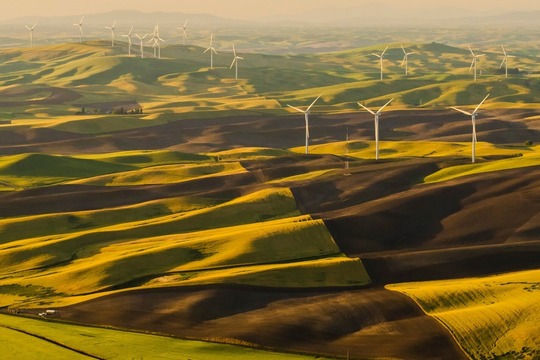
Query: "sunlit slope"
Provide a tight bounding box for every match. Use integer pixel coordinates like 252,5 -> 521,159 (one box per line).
0,314 -> 333,360
297,140 -> 537,161
0,41 -> 538,130
0,187 -> 369,306
0,153 -> 135,189
388,269 -> 540,360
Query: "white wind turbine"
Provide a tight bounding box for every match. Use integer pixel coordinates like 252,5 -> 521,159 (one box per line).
122,26 -> 134,55
230,45 -> 244,80
468,45 -> 485,82
500,45 -> 515,79
25,24 -> 37,47
136,33 -> 148,58
148,24 -> 165,59
372,46 -> 388,81
105,20 -> 117,47
73,16 -> 85,43
204,34 -> 218,69
401,44 -> 415,75
357,98 -> 394,160
287,95 -> 321,155
450,93 -> 490,163
178,19 -> 188,46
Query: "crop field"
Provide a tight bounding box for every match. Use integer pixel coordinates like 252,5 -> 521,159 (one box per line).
0,313 -> 337,360
388,269 -> 540,360
0,26 -> 538,360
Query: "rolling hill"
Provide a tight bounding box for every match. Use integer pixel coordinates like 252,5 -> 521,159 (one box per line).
0,39 -> 538,359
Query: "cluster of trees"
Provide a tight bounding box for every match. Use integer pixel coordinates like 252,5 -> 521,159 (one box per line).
75,106 -> 143,115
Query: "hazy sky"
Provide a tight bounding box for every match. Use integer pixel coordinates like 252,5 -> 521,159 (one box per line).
4,0 -> 539,21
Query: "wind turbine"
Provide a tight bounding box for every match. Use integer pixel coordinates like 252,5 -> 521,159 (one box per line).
73,16 -> 85,43
450,93 -> 490,163
122,26 -> 134,55
372,46 -> 388,81
105,20 -> 117,47
287,95 -> 321,155
230,45 -> 244,80
500,45 -> 515,79
357,98 -> 394,160
468,45 -> 485,82
204,34 -> 218,69
148,24 -> 165,59
178,19 -> 188,46
401,44 -> 415,75
25,24 -> 37,47
136,33 -> 148,58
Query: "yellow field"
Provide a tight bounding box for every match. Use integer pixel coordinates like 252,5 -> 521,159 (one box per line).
388,269 -> 540,360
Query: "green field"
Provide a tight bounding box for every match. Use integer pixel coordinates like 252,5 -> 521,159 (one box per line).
388,269 -> 540,360
0,313 -> 337,360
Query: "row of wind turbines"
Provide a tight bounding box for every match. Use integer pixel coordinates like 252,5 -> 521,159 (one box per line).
373,44 -> 516,81
288,93 -> 490,164
25,19 -> 245,79
24,20 -> 517,82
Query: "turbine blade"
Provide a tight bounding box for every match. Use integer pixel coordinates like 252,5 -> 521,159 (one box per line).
381,46 -> 388,57
287,105 -> 306,114
212,47 -> 218,54
377,98 -> 394,114
473,93 -> 490,114
230,58 -> 236,68
232,45 -> 236,57
25,25 -> 30,30
469,58 -> 475,72
450,107 -> 472,116
401,55 -> 406,66
499,57 -> 506,69
468,45 -> 474,56
501,45 -> 506,56
357,102 -> 376,115
401,44 -> 406,54
184,19 -> 188,27
371,53 -> 381,58
306,95 -> 321,112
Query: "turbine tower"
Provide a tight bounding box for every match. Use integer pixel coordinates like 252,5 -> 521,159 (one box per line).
178,19 -> 188,46
468,45 -> 485,82
25,24 -> 37,47
148,24 -> 165,59
73,16 -> 85,44
287,96 -> 321,155
450,93 -> 490,163
500,45 -> 515,79
136,33 -> 148,58
230,45 -> 244,80
122,26 -> 134,55
357,99 -> 394,160
401,45 -> 415,75
372,46 -> 388,81
105,20 -> 117,47
204,34 -> 218,69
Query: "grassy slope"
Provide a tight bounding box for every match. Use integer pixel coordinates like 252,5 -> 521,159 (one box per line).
0,314 -> 336,360
0,188 -> 369,306
388,269 -> 540,360
0,41 -> 538,132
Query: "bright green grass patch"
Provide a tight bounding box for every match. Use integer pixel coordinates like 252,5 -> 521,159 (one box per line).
70,162 -> 246,186
424,149 -> 540,183
297,140 -> 536,160
388,269 -> 540,360
0,196 -> 220,244
78,150 -> 213,166
0,314 -> 336,360
0,153 -> 135,188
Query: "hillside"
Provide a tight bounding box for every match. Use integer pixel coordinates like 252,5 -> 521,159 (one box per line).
0,40 -> 538,359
